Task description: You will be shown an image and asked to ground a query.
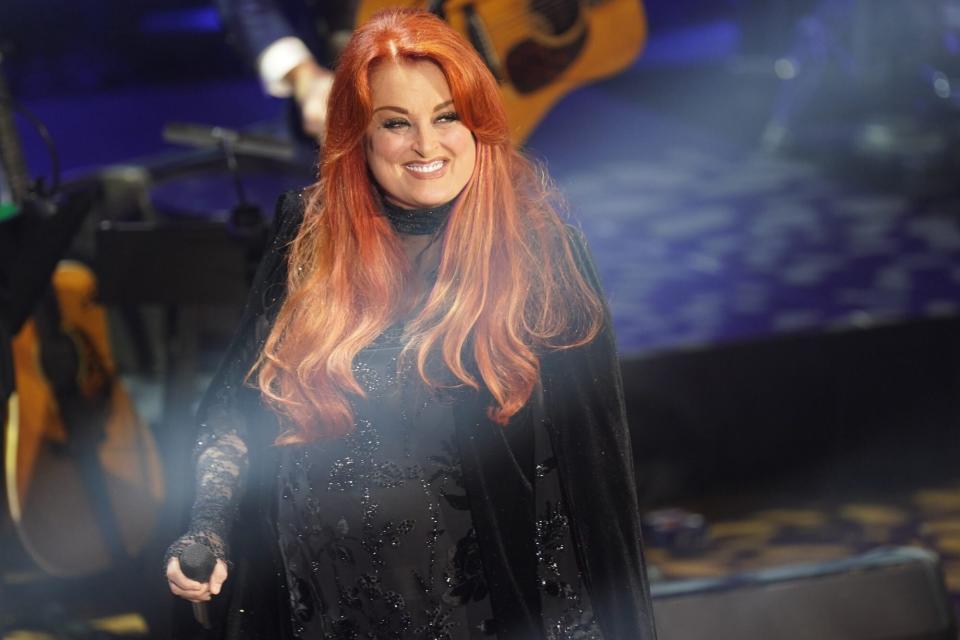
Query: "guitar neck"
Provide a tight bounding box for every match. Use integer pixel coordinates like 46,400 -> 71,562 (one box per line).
0,54 -> 30,208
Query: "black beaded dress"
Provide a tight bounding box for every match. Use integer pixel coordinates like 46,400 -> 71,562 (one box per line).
165,192 -> 657,640
276,321 -> 497,638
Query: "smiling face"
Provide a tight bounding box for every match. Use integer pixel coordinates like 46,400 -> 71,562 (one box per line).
365,59 -> 477,209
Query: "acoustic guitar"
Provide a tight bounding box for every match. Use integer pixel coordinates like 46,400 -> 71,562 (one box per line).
1,57 -> 165,578
355,0 -> 647,142
5,262 -> 166,577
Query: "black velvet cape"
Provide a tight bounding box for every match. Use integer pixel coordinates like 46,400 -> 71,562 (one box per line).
171,192 -> 657,640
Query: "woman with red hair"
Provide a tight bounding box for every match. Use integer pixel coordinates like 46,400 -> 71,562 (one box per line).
165,8 -> 656,639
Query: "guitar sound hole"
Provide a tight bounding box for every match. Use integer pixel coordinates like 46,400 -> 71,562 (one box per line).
506,28 -> 588,94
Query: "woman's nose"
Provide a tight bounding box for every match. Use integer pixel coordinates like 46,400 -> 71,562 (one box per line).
412,125 -> 439,156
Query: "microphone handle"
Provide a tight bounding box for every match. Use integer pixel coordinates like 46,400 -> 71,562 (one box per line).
179,543 -> 218,630
191,602 -> 212,631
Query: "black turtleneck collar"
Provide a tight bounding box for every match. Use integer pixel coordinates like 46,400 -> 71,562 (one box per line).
380,198 -> 455,235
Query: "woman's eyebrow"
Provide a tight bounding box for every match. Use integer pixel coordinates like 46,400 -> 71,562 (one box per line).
372,100 -> 454,115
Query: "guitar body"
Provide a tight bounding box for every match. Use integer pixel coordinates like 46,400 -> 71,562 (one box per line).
356,0 -> 647,142
4,261 -> 165,577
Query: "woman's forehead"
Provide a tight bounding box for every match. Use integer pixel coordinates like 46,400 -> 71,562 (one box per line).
369,59 -> 450,101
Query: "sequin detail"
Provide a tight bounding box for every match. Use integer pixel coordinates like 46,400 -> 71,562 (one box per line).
535,449 -> 601,639
276,332 -> 493,638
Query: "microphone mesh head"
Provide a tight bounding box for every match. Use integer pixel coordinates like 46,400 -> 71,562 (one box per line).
180,543 -> 216,582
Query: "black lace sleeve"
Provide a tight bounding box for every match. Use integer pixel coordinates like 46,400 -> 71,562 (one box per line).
164,191 -> 305,570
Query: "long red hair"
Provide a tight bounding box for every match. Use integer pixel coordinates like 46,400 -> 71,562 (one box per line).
257,9 -> 604,444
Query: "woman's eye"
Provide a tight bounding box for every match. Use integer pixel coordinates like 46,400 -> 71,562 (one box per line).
383,118 -> 409,129
435,111 -> 459,124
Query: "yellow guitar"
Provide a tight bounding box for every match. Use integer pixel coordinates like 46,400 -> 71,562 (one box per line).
5,261 -> 165,577
1,53 -> 164,577
356,0 -> 647,142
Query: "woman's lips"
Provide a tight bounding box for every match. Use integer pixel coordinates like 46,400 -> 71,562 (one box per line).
404,159 -> 447,179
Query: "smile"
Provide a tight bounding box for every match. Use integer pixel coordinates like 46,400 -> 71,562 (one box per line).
404,160 -> 446,176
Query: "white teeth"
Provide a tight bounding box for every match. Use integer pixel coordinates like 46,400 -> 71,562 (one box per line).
406,160 -> 444,173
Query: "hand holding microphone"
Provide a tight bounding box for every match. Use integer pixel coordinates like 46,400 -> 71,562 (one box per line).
166,543 -> 229,629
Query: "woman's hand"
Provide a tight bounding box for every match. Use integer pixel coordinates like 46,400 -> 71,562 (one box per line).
166,555 -> 229,603
288,60 -> 334,143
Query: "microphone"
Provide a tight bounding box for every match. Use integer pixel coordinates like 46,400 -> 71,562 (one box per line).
179,543 -> 217,630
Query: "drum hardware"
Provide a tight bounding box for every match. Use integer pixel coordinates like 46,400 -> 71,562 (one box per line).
162,122 -> 301,245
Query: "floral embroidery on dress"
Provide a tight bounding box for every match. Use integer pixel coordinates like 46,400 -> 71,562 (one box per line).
442,529 -> 488,607
535,452 -> 602,639
277,337 -> 493,639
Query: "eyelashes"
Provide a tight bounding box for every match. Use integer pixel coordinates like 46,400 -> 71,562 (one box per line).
381,112 -> 460,129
